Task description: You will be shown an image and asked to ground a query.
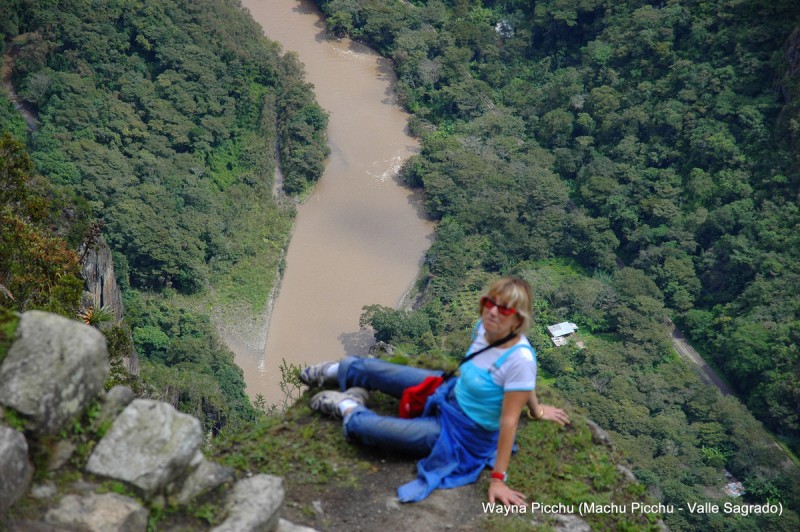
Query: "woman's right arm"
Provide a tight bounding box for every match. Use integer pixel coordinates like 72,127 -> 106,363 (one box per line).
527,391 -> 570,426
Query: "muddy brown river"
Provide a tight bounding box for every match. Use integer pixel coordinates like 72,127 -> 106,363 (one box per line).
236,0 -> 433,406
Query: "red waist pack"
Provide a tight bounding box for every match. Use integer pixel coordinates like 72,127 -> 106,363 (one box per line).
399,375 -> 445,418
398,328 -> 516,418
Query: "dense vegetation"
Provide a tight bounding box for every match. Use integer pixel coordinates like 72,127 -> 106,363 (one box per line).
3,0 -> 800,528
0,0 -> 328,429
315,0 -> 800,529
0,133 -> 83,318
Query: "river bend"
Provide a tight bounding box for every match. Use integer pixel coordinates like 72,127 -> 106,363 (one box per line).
236,0 -> 433,405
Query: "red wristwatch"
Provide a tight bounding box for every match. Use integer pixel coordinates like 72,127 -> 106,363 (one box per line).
490,471 -> 507,482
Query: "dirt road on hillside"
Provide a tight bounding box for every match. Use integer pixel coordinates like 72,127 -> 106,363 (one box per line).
667,320 -> 734,396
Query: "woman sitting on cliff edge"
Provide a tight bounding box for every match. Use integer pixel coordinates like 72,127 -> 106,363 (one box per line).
301,276 -> 570,505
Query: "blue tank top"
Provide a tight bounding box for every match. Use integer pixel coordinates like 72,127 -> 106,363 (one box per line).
454,343 -> 535,431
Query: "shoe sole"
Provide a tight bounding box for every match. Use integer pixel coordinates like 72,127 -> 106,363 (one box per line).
310,388 -> 368,418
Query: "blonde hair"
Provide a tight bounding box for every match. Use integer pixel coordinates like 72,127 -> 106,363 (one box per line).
480,276 -> 533,335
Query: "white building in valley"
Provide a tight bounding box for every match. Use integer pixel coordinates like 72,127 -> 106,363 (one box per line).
548,322 -> 578,346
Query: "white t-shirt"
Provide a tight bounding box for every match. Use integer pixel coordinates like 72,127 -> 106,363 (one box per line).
454,323 -> 537,430
467,323 -> 537,391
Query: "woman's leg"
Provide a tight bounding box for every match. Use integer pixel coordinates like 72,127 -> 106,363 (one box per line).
337,356 -> 444,397
342,406 -> 441,456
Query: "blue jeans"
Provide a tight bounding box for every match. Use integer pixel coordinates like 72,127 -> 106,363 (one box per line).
337,356 -> 444,456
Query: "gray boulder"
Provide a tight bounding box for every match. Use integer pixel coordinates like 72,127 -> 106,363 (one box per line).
176,455 -> 236,505
277,519 -> 318,532
91,385 -> 135,432
0,311 -> 109,435
86,399 -> 203,497
30,482 -> 58,500
48,439 -> 77,471
616,464 -> 638,483
0,425 -> 34,514
212,475 -> 284,532
585,418 -> 614,449
45,492 -> 147,532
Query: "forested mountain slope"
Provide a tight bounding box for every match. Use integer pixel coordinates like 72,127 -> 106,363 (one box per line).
316,0 -> 800,529
0,0 -> 328,429
2,0 -> 800,529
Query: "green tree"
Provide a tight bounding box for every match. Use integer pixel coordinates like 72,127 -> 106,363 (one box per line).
360,305 -> 432,346
0,133 -> 82,315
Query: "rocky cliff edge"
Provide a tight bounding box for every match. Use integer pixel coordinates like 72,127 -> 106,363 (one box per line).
0,310 -> 310,531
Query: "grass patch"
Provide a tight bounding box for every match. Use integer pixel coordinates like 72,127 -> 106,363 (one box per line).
210,250 -> 281,314
1,407 -> 28,432
495,385 -> 660,530
212,398 -> 366,488
449,270 -> 496,323
0,307 -> 20,366
207,199 -> 294,315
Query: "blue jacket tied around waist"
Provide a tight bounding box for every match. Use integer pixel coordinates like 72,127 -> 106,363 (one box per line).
397,378 -> 499,502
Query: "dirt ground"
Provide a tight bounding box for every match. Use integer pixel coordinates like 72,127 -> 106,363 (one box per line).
281,451 -> 489,531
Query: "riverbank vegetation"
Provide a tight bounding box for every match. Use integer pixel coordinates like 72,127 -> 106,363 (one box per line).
0,0 -> 328,429
316,0 -> 800,529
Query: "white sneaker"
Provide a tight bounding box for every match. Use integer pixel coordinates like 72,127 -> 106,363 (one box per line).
299,361 -> 338,387
310,387 -> 368,418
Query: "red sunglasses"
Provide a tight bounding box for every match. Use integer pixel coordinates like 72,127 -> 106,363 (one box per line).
480,296 -> 517,316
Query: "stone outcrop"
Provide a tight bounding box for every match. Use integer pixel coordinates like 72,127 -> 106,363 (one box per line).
45,493 -> 148,532
0,310 -> 310,531
212,475 -> 284,532
80,235 -> 140,376
91,384 -> 135,432
86,399 -> 205,497
368,341 -> 395,356
81,235 -> 124,322
177,457 -> 236,505
0,424 -> 33,514
0,311 -> 108,435
585,418 -> 614,449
